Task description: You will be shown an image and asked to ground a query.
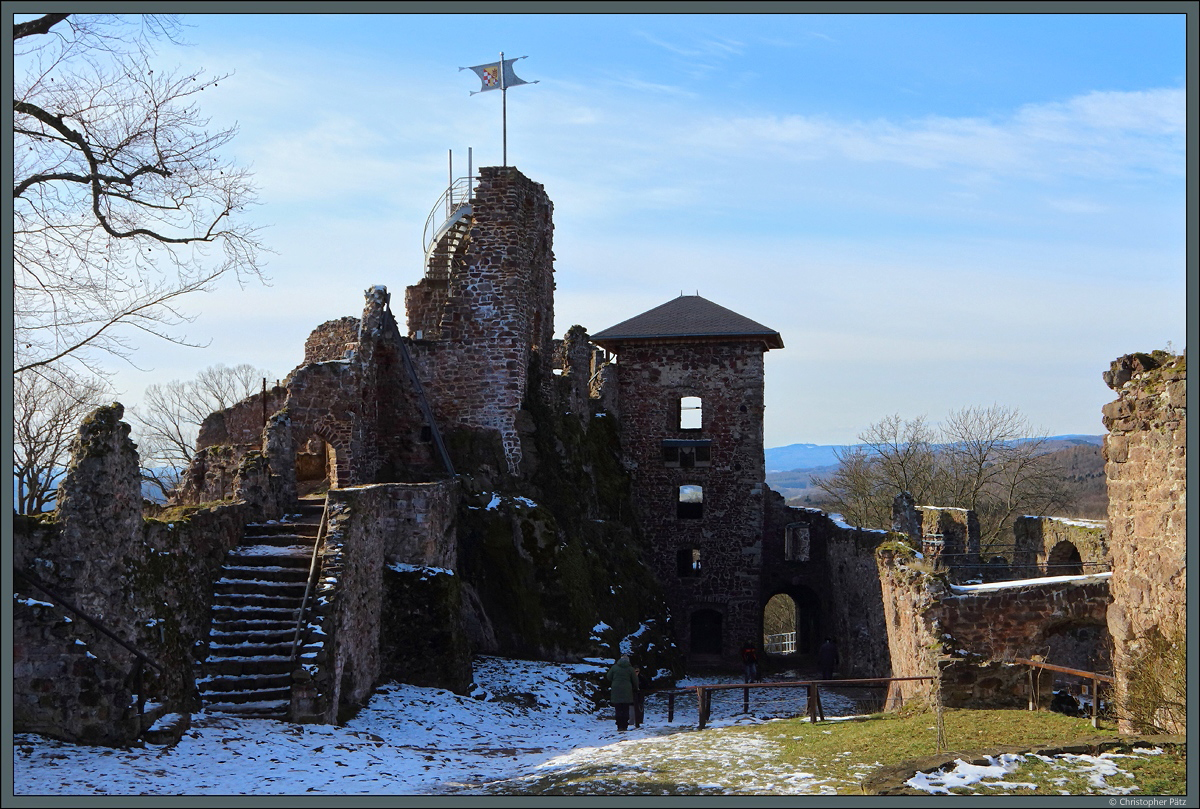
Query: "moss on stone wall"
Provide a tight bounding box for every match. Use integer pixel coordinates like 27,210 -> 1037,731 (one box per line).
452,353 -> 680,679
379,567 -> 472,694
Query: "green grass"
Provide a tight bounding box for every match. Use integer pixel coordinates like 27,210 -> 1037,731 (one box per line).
475,708 -> 1186,796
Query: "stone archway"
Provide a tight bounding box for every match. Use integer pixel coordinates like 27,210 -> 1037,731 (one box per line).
762,593 -> 798,655
1046,540 -> 1084,576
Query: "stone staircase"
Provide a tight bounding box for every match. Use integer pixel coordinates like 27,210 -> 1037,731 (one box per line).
197,498 -> 325,719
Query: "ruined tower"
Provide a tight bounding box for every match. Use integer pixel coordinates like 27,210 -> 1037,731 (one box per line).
405,166 -> 555,474
591,295 -> 784,662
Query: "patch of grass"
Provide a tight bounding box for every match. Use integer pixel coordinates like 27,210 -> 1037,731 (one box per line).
474,708 -> 1189,796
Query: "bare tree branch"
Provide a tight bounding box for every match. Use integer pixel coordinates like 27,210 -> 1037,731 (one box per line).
13,13 -> 267,381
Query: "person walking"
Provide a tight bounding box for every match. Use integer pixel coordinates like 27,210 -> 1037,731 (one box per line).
741,641 -> 760,683
817,636 -> 839,681
607,654 -> 639,732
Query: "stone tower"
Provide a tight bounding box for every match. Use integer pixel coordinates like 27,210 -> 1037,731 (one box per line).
591,295 -> 784,662
406,166 -> 556,474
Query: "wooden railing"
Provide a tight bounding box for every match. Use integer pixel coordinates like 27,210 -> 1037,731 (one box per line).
689,676 -> 933,729
1014,657 -> 1113,728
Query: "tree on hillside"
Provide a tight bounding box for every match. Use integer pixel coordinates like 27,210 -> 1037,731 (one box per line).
131,363 -> 273,499
816,405 -> 1070,554
13,13 -> 265,380
13,371 -> 110,514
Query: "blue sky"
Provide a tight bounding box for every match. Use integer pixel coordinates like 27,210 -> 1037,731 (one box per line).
31,10 -> 1189,448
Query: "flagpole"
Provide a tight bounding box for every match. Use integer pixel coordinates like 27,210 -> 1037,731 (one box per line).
500,51 -> 507,166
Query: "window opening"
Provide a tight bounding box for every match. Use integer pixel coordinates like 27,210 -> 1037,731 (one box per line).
784,523 -> 810,562
678,485 -> 703,519
676,547 -> 701,577
662,439 -> 711,468
679,396 -> 702,430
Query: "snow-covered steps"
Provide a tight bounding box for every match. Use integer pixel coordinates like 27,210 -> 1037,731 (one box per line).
198,499 -> 326,721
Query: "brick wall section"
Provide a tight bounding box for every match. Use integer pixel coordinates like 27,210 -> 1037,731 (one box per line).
761,495 -> 893,677
1010,516 -> 1109,579
1101,352 -> 1186,734
406,166 -> 555,475
304,317 -> 360,363
612,339 -> 767,662
877,546 -> 1111,709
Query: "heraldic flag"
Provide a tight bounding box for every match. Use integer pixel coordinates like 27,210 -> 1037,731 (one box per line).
461,55 -> 537,94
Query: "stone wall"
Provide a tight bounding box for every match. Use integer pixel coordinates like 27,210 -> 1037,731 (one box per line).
304,316 -> 360,363
195,386 -> 288,451
308,481 -> 465,722
761,494 -> 893,677
1011,516 -> 1109,579
406,166 -> 556,475
877,543 -> 1111,710
611,339 -> 768,662
918,506 -> 980,583
284,288 -> 442,488
1101,351 -> 1186,734
13,404 -> 252,745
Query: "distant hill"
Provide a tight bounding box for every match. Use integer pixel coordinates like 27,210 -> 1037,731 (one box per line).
765,435 -> 1102,474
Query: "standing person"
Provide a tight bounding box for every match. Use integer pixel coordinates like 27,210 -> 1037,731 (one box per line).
634,665 -> 652,729
741,641 -> 760,683
607,654 -> 638,732
817,636 -> 839,681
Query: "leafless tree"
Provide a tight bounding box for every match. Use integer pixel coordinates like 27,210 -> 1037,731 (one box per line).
816,405 -> 1070,552
13,370 -> 110,514
13,13 -> 265,380
131,363 -> 272,500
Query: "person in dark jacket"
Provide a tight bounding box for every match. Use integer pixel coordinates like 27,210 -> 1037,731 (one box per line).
634,666 -> 652,728
741,641 -> 760,683
607,655 -> 639,731
817,637 -> 839,681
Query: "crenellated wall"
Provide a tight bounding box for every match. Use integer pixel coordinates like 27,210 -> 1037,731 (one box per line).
1101,351 -> 1186,734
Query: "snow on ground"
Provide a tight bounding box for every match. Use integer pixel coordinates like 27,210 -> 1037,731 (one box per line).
907,748 -> 1166,795
12,657 -> 861,796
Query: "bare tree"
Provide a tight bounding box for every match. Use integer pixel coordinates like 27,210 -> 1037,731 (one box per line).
131,363 -> 273,500
13,13 -> 265,380
816,405 -> 1070,552
13,370 -> 110,514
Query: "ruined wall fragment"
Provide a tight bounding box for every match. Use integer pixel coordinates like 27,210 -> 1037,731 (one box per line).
1102,351 -> 1186,734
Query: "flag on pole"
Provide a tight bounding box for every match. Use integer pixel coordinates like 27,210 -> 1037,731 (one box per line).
460,56 -> 537,95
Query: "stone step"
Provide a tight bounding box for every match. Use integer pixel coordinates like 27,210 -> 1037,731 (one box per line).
201,656 -> 294,677
200,684 -> 292,705
215,578 -> 308,597
202,699 -> 289,719
142,711 -> 191,746
213,591 -> 302,607
211,605 -> 300,623
207,640 -> 306,658
234,534 -> 319,550
209,626 -> 299,645
218,564 -> 310,584
198,671 -> 293,693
